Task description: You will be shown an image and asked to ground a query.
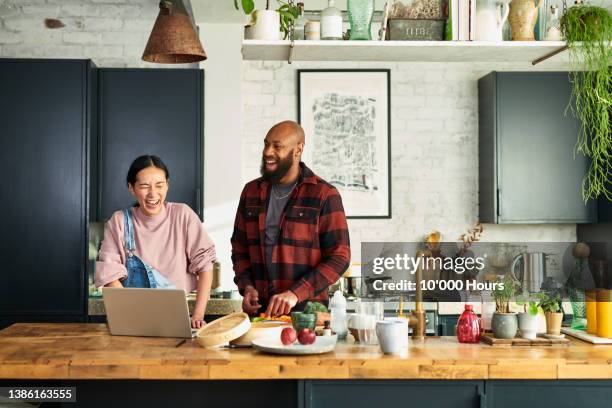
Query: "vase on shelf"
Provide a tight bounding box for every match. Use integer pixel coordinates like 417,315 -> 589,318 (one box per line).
475,0 -> 510,41
348,0 -> 374,40
508,0 -> 543,41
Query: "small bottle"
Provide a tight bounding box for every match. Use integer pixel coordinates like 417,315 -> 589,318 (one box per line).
457,304 -> 481,343
293,2 -> 307,40
545,5 -> 563,41
323,320 -> 332,336
320,0 -> 343,40
329,290 -> 348,339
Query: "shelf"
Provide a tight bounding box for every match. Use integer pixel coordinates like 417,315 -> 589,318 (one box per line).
241,40 -> 570,63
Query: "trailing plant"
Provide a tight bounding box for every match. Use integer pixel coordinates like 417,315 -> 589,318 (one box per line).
492,275 -> 520,313
537,292 -> 562,314
234,0 -> 300,39
560,2 -> 612,202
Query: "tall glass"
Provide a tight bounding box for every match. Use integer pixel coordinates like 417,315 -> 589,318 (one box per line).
348,0 -> 375,40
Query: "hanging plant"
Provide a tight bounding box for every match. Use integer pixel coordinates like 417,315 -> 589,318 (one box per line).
560,1 -> 612,202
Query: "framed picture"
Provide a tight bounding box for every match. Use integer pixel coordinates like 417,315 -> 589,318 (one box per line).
298,69 -> 391,219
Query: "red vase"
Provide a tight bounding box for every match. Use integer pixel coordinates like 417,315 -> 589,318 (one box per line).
457,304 -> 481,343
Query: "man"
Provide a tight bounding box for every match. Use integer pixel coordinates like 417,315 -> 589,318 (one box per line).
231,120 -> 351,316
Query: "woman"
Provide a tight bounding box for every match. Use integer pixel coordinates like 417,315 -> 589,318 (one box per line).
95,155 -> 216,328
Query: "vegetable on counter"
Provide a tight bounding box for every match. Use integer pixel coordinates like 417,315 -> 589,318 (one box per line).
252,313 -> 292,323
303,301 -> 328,314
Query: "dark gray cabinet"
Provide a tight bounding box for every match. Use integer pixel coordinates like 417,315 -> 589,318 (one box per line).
0,59 -> 92,323
478,72 -> 596,224
96,68 -> 203,221
306,380 -> 483,408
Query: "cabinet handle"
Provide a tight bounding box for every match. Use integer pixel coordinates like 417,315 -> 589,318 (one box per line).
497,189 -> 501,217
196,188 -> 201,217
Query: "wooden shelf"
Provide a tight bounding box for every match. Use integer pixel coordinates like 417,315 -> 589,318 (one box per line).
242,40 -> 570,63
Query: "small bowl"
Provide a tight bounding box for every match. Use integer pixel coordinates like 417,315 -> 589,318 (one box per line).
291,312 -> 316,331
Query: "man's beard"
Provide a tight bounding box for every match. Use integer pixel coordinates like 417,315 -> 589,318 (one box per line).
260,151 -> 294,184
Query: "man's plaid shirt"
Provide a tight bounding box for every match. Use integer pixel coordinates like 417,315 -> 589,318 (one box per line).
231,163 -> 351,309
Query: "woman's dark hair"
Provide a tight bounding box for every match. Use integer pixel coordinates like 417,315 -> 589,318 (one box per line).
126,155 -> 170,186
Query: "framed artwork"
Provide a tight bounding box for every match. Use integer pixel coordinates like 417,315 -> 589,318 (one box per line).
298,69 -> 391,219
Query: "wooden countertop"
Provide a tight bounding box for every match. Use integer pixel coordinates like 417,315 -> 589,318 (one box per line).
2,323 -> 612,381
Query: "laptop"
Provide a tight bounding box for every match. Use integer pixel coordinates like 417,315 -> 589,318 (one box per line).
103,287 -> 199,338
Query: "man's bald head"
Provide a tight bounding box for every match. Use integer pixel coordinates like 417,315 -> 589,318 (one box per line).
267,120 -> 305,144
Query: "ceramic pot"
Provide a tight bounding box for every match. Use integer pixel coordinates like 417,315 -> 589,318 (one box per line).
246,10 -> 280,40
508,0 -> 542,41
545,312 -> 563,335
492,312 -> 518,339
518,312 -> 538,340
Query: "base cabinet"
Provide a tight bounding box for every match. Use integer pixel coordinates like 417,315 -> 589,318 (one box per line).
306,380 -> 483,408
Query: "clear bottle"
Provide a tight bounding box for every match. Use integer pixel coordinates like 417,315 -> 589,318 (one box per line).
545,5 -> 563,41
329,290 -> 348,339
293,2 -> 307,40
320,0 -> 343,40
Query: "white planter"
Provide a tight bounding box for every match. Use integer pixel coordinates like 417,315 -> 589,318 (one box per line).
518,312 -> 538,340
246,10 -> 280,41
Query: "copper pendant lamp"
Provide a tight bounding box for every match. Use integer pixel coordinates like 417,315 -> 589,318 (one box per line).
142,0 -> 207,64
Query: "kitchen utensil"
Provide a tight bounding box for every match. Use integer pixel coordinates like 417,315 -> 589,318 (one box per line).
376,320 -> 404,354
252,335 -> 337,355
230,320 -> 289,347
196,312 -> 250,348
596,289 -> 612,338
510,252 -> 547,293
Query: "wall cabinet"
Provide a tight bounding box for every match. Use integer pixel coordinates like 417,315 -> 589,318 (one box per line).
478,72 -> 596,224
96,69 -> 203,221
0,59 -> 92,323
0,59 -> 204,327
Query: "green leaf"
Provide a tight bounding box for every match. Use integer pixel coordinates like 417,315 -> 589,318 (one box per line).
242,0 -> 255,14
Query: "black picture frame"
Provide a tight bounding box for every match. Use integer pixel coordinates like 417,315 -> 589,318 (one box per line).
297,69 -> 391,219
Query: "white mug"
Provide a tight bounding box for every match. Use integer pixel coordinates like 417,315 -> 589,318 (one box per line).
384,317 -> 409,348
375,320 -> 404,354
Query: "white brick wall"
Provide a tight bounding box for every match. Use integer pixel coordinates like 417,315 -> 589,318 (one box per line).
242,60 -> 577,260
0,0 -> 194,68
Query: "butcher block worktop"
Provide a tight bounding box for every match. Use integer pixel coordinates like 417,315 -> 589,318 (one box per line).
2,324 -> 612,381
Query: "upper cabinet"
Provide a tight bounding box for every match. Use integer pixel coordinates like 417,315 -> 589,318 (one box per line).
96,69 -> 204,221
478,71 -> 596,224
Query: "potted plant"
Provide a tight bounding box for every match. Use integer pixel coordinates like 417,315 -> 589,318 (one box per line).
516,295 -> 539,340
491,275 -> 520,339
560,1 -> 612,201
235,0 -> 299,40
538,292 -> 563,335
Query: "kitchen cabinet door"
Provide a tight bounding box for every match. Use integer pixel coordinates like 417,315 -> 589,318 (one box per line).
0,59 -> 91,321
96,69 -> 203,221
478,72 -> 596,224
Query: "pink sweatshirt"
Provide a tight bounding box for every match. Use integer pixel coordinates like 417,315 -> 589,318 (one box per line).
95,202 -> 216,292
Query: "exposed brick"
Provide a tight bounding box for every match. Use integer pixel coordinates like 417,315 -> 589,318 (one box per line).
60,4 -> 101,17
0,29 -> 22,44
43,44 -> 83,58
83,45 -> 123,58
4,17 -> 45,31
21,4 -> 59,15
83,17 -> 122,32
0,4 -> 22,18
120,18 -> 153,32
98,4 -> 142,19
102,31 -> 146,45
62,31 -> 101,45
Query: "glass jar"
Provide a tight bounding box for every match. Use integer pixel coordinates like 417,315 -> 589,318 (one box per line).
348,0 -> 374,40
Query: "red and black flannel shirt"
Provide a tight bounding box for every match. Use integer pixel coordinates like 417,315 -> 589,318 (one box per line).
231,162 -> 351,310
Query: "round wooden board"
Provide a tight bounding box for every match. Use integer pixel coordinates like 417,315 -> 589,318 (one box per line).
196,312 -> 251,348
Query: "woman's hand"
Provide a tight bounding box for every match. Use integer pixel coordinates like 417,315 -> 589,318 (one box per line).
191,309 -> 206,329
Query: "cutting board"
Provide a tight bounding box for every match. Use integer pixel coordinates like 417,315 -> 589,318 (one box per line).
561,328 -> 612,344
481,333 -> 569,347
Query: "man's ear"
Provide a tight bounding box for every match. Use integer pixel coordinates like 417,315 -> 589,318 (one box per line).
296,142 -> 305,157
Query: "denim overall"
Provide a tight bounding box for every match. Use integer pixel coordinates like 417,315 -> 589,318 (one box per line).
122,208 -> 175,289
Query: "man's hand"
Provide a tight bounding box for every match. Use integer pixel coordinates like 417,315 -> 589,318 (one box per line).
242,285 -> 261,315
266,290 -> 298,316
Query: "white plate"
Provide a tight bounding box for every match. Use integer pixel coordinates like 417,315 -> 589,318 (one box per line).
252,335 -> 337,355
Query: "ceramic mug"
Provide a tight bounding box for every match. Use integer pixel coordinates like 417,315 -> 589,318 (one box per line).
375,320 -> 404,354
384,317 -> 409,348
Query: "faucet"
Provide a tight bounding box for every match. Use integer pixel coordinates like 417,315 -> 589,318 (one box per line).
404,249 -> 428,341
